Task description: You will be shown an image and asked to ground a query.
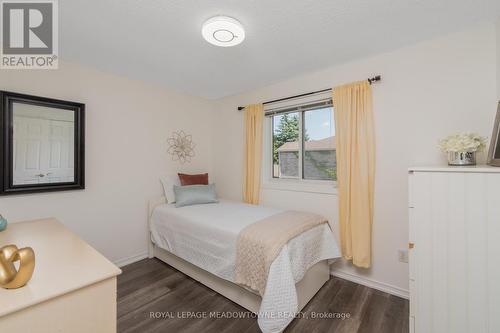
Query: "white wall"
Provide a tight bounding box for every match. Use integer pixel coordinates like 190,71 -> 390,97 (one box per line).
497,18 -> 500,99
212,24 -> 498,295
0,62 -> 213,266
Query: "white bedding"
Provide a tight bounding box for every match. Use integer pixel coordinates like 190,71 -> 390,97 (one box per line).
150,200 -> 341,333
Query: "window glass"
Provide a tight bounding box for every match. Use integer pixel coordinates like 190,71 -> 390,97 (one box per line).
272,112 -> 300,178
303,107 -> 336,180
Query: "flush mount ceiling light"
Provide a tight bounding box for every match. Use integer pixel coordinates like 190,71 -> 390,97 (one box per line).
202,16 -> 245,47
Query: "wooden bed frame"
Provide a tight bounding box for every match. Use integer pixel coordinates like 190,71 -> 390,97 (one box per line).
148,196 -> 330,313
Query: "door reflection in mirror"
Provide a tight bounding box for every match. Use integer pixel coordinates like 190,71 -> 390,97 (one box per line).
13,103 -> 75,185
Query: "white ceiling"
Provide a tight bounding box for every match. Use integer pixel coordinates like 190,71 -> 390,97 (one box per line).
60,0 -> 500,99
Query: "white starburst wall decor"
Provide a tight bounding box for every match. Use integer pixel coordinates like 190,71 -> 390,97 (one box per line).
167,130 -> 196,164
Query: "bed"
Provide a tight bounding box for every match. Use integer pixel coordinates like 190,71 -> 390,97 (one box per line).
148,197 -> 341,333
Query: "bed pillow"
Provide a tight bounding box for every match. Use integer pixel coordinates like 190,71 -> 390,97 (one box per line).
178,173 -> 209,186
160,175 -> 181,203
174,184 -> 218,208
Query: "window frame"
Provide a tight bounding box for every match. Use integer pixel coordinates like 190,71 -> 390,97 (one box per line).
263,94 -> 337,194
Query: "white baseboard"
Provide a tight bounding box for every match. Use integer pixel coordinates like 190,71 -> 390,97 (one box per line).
331,270 -> 409,299
113,251 -> 149,268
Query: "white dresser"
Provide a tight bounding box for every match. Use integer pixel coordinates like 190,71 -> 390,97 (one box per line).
409,166 -> 500,333
0,218 -> 121,332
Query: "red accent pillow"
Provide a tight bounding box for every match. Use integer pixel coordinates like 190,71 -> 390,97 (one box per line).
178,173 -> 209,186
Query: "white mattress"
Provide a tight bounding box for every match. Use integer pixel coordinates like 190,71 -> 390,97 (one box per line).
150,200 -> 341,333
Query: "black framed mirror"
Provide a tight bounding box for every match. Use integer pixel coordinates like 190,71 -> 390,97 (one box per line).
0,91 -> 85,195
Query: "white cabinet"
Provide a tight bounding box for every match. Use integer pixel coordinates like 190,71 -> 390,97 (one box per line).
409,166 -> 500,333
0,219 -> 121,332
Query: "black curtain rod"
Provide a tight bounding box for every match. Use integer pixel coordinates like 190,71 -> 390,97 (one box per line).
237,75 -> 381,111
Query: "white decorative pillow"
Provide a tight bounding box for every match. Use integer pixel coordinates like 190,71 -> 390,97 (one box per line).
160,175 -> 181,203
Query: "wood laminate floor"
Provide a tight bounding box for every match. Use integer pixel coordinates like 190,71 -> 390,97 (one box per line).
117,258 -> 408,333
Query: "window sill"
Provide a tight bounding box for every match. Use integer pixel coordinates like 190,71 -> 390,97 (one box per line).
262,179 -> 338,195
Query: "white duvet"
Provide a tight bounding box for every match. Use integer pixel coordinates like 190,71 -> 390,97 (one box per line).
150,200 -> 340,333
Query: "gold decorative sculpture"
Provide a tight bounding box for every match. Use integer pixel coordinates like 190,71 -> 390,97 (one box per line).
0,245 -> 35,289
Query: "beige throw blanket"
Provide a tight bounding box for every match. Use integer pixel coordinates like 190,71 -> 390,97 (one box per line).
235,210 -> 328,296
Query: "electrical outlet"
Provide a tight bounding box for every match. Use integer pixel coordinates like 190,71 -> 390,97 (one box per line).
398,250 -> 408,263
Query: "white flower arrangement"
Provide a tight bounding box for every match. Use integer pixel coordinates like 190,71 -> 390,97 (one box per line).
438,132 -> 487,153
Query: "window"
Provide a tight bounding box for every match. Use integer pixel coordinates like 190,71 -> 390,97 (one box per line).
303,107 -> 336,180
270,99 -> 336,181
272,112 -> 300,178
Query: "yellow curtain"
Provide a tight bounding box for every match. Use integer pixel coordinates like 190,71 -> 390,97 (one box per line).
243,104 -> 264,205
333,80 -> 375,268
